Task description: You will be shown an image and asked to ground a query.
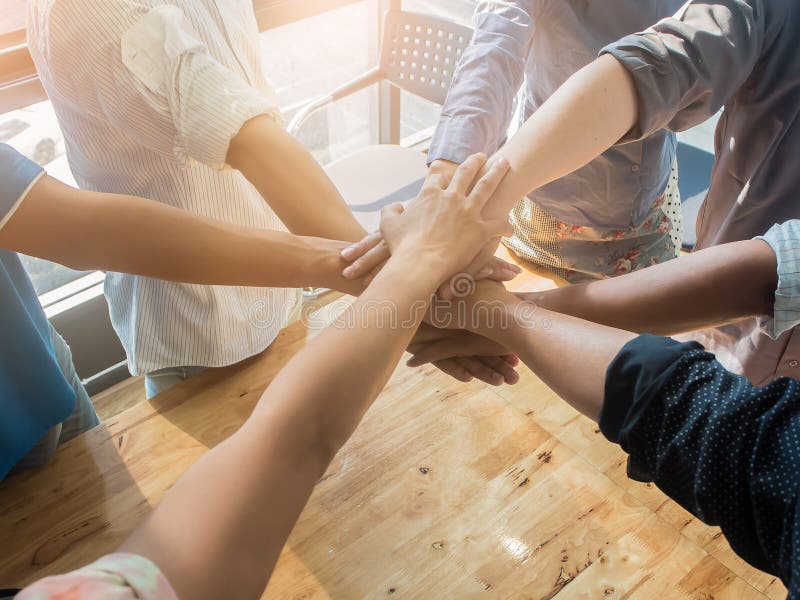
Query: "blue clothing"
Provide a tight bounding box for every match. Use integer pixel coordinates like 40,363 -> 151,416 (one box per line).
429,0 -> 682,229
757,221 -> 800,340
601,335 -> 800,595
0,143 -> 77,479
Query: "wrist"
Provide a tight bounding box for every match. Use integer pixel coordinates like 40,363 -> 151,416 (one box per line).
376,252 -> 445,295
472,294 -> 530,340
388,246 -> 451,285
297,236 -> 364,295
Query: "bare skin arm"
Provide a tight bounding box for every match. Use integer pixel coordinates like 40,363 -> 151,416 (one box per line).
521,240 -> 777,335
343,55 -> 639,281
116,156 -> 511,600
0,174 -> 365,295
408,236 -> 779,416
476,290 -> 636,421
226,114 -> 366,243
472,54 -> 638,220
0,172 -> 519,386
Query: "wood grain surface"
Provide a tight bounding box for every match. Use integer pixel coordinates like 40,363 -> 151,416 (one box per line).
0,248 -> 786,598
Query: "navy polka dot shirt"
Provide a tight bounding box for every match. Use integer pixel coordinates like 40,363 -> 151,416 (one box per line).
601,334 -> 800,597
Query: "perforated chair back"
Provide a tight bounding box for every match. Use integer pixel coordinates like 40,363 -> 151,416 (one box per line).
380,10 -> 472,106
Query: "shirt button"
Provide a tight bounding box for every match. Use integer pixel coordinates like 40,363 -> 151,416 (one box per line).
631,164 -> 640,172
788,360 -> 799,368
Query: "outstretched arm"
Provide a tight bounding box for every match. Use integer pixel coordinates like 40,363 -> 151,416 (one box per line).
478,54 -> 638,221
412,226 -> 781,417
111,155 -> 511,600
418,282 -> 637,419
0,173 -> 365,295
342,54 -> 638,282
227,115 -> 366,243
522,238 -> 777,336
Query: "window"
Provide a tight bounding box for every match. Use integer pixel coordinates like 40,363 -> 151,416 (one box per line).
1,101 -> 91,295
0,0 -> 404,393
0,1 -> 26,47
261,1 -> 378,164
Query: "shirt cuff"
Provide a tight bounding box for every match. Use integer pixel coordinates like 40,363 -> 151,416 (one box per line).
601,335 -> 707,484
122,5 -> 281,171
599,32 -> 680,144
0,144 -> 46,231
176,73 -> 281,170
600,334 -> 704,444
428,114 -> 495,166
755,221 -> 800,340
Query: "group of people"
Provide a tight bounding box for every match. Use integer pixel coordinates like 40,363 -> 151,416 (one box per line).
2,0 -> 799,597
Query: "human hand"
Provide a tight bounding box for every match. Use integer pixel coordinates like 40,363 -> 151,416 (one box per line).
425,279 -> 523,331
437,242 -> 501,300
339,160 -> 462,280
378,153 -> 513,282
410,281 -> 529,373
409,323 -> 519,386
340,228 -> 521,287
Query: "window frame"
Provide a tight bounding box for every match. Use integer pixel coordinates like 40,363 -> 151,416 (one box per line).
0,0 -> 366,113
0,0 -> 386,393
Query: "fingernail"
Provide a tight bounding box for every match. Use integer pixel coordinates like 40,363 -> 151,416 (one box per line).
510,264 -> 522,273
477,267 -> 493,278
341,246 -> 357,259
342,266 -> 355,278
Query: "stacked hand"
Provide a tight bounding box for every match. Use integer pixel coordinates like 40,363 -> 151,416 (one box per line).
352,153 -> 524,386
341,157 -> 520,288
409,280 -> 524,371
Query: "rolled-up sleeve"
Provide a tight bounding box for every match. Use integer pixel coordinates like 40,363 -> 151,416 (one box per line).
120,5 -> 279,170
44,0 -> 279,171
600,334 -> 800,593
600,0 -> 766,141
428,1 -> 535,164
756,221 -> 800,339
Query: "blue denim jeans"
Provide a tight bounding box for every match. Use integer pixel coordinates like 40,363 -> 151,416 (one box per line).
144,366 -> 206,399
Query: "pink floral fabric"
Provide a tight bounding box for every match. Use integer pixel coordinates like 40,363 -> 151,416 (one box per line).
504,162 -> 683,283
16,553 -> 177,600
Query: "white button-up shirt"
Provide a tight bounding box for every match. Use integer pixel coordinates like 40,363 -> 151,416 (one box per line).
27,0 -> 300,375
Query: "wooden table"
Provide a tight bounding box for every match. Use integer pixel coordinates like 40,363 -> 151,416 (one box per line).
0,247 -> 787,599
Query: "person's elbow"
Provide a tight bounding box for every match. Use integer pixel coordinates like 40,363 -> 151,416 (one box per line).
226,113 -> 282,173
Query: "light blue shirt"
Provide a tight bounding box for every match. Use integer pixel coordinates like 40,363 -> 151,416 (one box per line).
429,0 -> 683,229
0,144 -> 77,479
757,221 -> 800,340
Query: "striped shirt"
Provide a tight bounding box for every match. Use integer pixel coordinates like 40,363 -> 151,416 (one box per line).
757,221 -> 800,340
27,0 -> 300,375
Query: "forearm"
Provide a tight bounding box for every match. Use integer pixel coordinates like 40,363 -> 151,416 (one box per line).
474,299 -> 635,421
483,54 -> 638,220
227,115 -> 366,242
600,335 -> 800,584
0,176 -> 365,295
521,240 -> 777,335
120,255 -> 442,600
